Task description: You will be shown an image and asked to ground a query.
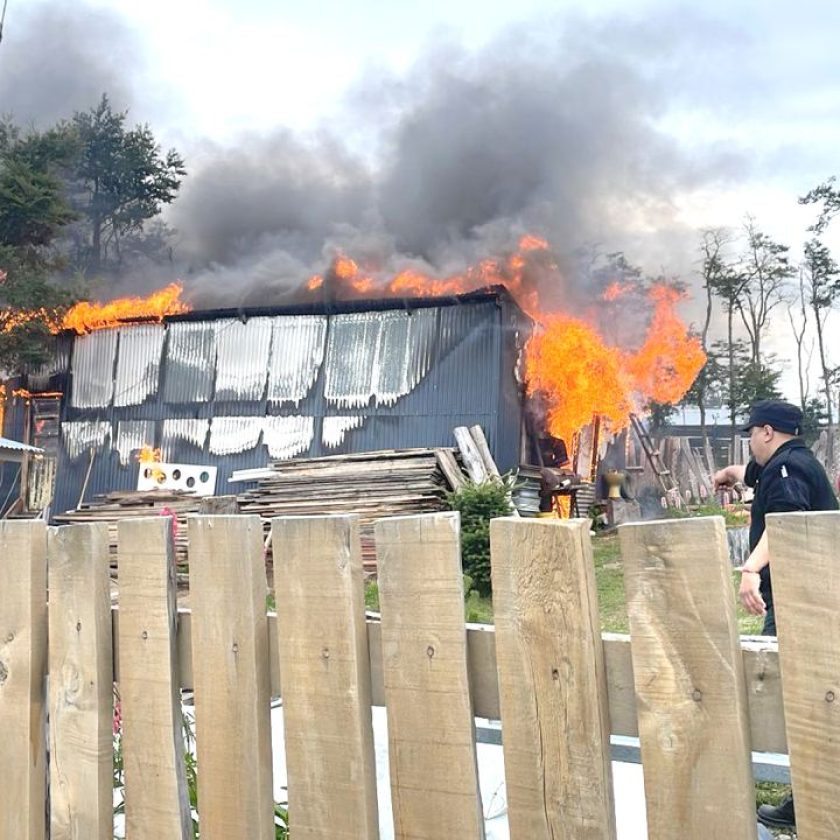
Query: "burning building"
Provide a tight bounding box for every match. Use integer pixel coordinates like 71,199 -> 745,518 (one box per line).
0,236 -> 706,519
8,286 -> 528,517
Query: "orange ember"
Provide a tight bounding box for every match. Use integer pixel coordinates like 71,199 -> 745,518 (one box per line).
136,445 -> 165,483
602,282 -> 634,302
307,274 -> 324,291
137,445 -> 162,463
518,234 -> 549,251
62,283 -> 190,334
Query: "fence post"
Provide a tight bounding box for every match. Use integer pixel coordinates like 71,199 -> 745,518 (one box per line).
271,514 -> 379,840
187,515 -> 274,840
490,517 -> 616,839
766,509 -> 840,838
48,523 -> 113,839
0,520 -> 47,840
117,517 -> 192,839
619,517 -> 756,839
375,512 -> 485,839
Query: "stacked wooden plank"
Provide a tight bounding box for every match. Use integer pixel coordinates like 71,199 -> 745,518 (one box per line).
53,490 -> 200,569
237,449 -> 460,570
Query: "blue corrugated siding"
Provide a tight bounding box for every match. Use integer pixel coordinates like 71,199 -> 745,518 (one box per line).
52,294 -> 528,516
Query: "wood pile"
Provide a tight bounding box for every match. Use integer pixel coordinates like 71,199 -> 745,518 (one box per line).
237,448 -> 461,571
53,490 -> 200,569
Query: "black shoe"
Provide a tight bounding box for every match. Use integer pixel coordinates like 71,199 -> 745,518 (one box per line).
757,795 -> 795,828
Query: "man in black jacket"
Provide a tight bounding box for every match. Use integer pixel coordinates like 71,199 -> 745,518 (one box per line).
714,399 -> 839,830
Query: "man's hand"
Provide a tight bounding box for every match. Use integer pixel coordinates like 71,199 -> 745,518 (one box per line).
738,569 -> 766,616
714,464 -> 744,490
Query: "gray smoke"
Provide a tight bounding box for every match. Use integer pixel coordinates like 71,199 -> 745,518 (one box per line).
0,2 -> 749,316
0,3 -> 141,125
173,18 -> 745,309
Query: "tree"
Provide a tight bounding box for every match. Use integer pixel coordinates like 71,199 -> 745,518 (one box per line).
0,124 -> 77,372
710,338 -> 782,422
800,177 -> 840,234
802,238 -> 840,425
70,95 -> 186,273
787,267 -> 814,413
737,218 -> 793,365
705,242 -> 750,441
694,229 -> 732,444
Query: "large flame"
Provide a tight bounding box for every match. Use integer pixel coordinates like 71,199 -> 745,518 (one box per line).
61,283 -> 190,334
307,236 -> 705,444
0,282 -> 191,336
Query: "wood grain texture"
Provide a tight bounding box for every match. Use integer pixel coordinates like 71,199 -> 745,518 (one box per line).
188,515 -> 274,840
375,512 -> 485,840
619,517 -> 756,840
0,520 -> 47,840
490,517 -> 616,840
272,515 -> 379,840
48,523 -> 113,840
118,517 -> 191,839
766,510 -> 840,838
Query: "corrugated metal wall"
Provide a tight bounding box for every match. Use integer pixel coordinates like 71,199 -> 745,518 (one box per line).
52,292 -> 530,516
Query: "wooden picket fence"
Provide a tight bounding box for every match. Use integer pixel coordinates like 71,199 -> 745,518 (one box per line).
0,509 -> 838,839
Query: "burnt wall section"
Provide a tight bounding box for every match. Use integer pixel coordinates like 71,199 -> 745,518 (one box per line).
52,291 -> 530,516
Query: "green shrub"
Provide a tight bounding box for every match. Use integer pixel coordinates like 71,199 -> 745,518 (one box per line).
446,479 -> 514,596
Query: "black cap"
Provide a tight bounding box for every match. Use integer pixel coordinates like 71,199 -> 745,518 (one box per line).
741,400 -> 803,435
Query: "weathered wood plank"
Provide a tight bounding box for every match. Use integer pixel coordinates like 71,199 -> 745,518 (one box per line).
271,515 -> 379,840
48,523 -> 113,840
375,512 -> 485,839
619,517 -> 756,839
116,608 -> 789,752
766,510 -> 840,838
490,517 -> 616,839
0,520 -> 47,840
118,517 -> 192,839
188,515 -> 274,839
453,426 -> 488,483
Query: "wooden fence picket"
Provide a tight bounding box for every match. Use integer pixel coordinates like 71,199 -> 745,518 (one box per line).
117,517 -> 192,839
619,517 -> 756,840
48,523 -> 113,840
766,510 -> 840,838
271,514 -> 379,840
0,520 -> 48,840
188,515 -> 274,839
489,517 -> 616,840
375,512 -> 485,839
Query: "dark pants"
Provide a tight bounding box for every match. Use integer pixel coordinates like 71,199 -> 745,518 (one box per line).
762,605 -> 776,636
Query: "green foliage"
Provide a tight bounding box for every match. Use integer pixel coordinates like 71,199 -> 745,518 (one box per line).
708,339 -> 783,417
113,699 -> 289,839
364,579 -> 380,611
71,94 -> 186,272
445,478 -> 514,596
800,176 -> 840,234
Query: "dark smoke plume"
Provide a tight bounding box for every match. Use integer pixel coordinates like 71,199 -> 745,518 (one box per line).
0,2 -> 748,315
0,3 -> 141,125
172,20 -> 745,309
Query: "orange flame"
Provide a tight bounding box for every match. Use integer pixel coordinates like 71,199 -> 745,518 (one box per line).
136,445 -> 165,483
526,284 -> 705,442
61,283 -> 190,334
307,240 -> 704,444
602,282 -> 634,302
2,283 -> 191,336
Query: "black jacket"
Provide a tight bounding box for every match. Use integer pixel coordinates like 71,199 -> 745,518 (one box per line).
744,439 -> 838,608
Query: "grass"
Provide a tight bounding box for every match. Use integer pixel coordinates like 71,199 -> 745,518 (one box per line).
363,528 -> 766,635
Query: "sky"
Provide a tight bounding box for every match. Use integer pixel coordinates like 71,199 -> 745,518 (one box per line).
2,0 -> 840,402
